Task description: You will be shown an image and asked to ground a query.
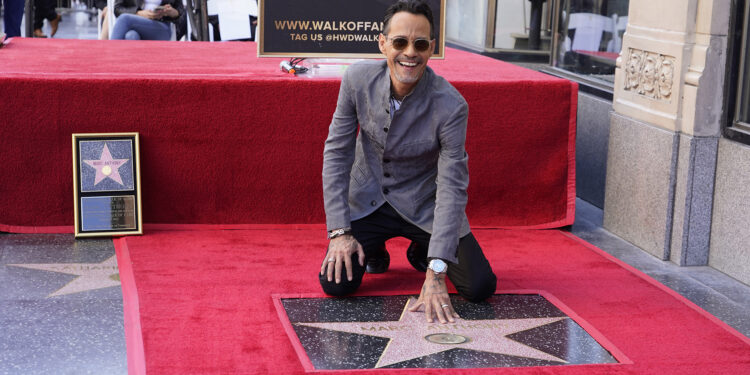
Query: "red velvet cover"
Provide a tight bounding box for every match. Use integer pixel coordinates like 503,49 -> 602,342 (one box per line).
115,230 -> 750,374
0,38 -> 576,229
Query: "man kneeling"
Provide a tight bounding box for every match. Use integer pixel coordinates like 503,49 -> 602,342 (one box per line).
320,0 -> 496,324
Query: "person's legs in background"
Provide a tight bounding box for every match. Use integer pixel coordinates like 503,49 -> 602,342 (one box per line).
98,6 -> 109,40
2,0 -> 25,38
110,13 -> 171,41
32,0 -> 59,38
33,0 -> 48,37
124,29 -> 140,40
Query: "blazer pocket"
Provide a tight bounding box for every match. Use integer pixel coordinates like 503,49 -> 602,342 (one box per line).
350,163 -> 368,187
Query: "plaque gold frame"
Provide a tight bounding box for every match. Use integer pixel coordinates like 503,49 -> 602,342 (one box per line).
72,132 -> 143,238
257,0 -> 446,59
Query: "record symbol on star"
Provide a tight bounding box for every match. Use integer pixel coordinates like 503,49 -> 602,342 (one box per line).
83,143 -> 129,186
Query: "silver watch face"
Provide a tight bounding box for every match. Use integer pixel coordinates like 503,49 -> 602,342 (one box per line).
429,259 -> 447,273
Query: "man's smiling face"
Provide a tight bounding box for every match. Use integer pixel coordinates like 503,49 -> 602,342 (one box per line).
378,11 -> 435,95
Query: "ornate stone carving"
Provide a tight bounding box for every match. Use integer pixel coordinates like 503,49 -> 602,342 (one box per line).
623,48 -> 676,101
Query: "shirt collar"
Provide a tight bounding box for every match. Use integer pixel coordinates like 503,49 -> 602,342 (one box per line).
380,61 -> 433,109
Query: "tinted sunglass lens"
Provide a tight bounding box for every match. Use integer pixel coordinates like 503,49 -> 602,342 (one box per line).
392,38 -> 409,49
414,39 -> 430,51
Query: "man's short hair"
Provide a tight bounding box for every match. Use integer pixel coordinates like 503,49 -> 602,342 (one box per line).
383,0 -> 435,40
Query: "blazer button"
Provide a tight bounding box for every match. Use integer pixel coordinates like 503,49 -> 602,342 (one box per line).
383,187 -> 389,195
383,127 -> 389,133
384,172 -> 391,178
383,158 -> 391,163
371,200 -> 377,206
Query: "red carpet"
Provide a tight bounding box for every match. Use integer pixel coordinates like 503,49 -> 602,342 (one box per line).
0,38 -> 575,231
115,229 -> 750,374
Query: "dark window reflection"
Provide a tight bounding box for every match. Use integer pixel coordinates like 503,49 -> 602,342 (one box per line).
494,0 -> 553,51
554,0 -> 629,83
737,2 -> 750,127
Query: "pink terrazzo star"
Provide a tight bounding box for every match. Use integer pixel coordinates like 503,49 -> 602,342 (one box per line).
298,298 -> 568,368
83,143 -> 129,186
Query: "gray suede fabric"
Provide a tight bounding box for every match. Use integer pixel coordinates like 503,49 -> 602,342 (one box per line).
322,60 -> 470,263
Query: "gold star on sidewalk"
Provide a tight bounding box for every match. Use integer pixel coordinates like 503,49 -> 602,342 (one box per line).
297,298 -> 567,368
8,255 -> 120,297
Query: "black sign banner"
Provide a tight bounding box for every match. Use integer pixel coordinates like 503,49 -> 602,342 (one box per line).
258,0 -> 445,58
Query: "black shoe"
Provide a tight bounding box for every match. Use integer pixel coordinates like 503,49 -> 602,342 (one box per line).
365,245 -> 390,274
406,241 -> 428,272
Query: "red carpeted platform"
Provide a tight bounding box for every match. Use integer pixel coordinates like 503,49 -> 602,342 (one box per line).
114,229 -> 750,374
0,38 -> 576,231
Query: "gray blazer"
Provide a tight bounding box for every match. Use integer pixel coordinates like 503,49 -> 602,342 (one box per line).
322,60 -> 470,263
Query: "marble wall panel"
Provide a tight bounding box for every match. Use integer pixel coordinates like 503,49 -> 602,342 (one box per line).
604,113 -> 677,259
670,135 -> 691,264
709,139 -> 750,285
671,135 -> 719,265
575,93 -> 612,208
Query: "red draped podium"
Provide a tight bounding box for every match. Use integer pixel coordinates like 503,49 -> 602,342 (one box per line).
0,38 -> 576,231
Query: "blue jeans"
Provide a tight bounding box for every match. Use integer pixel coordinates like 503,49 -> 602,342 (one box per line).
2,0 -> 24,37
111,13 -> 171,41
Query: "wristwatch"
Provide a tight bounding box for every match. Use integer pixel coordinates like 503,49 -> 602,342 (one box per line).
428,258 -> 448,275
327,228 -> 351,240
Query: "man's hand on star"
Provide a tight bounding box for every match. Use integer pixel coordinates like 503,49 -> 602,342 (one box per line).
409,269 -> 459,324
320,234 -> 364,284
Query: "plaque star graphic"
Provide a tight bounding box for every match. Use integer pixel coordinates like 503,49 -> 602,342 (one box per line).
83,143 -> 129,186
297,298 -> 567,368
7,255 -> 121,297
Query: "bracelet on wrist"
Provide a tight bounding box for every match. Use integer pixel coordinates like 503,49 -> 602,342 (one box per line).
327,228 -> 351,240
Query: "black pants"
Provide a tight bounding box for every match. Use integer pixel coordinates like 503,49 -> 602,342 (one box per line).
319,203 -> 497,302
33,0 -> 56,30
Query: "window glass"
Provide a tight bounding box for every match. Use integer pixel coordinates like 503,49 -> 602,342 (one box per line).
446,0 -> 488,48
553,0 -> 630,84
494,0 -> 552,51
446,0 -> 553,53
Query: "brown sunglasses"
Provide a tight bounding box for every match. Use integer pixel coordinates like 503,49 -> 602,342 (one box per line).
386,36 -> 433,52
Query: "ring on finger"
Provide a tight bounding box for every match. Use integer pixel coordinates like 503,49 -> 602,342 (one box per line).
441,304 -> 449,308
328,257 -> 335,262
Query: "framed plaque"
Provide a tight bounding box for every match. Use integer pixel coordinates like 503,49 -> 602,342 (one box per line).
258,0 -> 445,58
72,133 -> 142,237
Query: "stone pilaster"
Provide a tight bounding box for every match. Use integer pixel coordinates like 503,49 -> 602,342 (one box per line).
605,0 -> 728,264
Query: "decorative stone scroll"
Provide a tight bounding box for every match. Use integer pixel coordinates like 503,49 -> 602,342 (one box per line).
624,48 -> 676,101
